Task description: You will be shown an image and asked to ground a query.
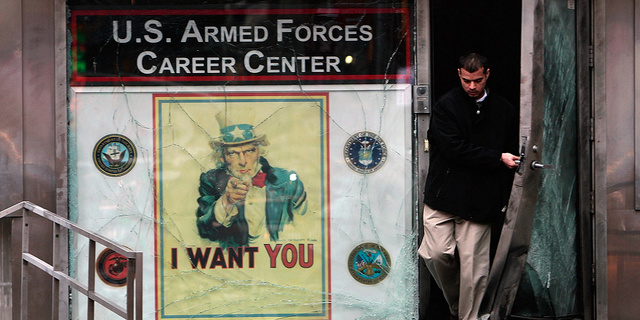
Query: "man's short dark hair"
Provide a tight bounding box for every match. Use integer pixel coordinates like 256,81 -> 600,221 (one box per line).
458,53 -> 489,73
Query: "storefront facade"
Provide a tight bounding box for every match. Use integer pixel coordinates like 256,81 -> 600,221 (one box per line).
0,0 -> 637,319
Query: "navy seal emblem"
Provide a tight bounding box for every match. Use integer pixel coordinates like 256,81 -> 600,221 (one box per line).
348,242 -> 391,285
96,248 -> 131,287
344,131 -> 387,174
93,134 -> 137,177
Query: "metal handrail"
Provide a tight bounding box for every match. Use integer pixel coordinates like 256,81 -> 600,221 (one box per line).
0,201 -> 143,320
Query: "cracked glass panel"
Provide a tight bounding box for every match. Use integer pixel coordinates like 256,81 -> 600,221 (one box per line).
511,0 -> 579,317
68,1 -> 417,319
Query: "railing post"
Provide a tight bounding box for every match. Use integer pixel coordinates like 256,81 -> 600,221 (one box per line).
52,222 -> 61,318
135,252 -> 143,320
88,240 -> 96,320
127,257 -> 134,319
20,208 -> 29,320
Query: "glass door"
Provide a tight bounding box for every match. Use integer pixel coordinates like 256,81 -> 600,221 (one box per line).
480,1 -> 581,319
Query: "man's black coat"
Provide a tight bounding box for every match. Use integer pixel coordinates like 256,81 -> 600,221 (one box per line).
423,86 -> 519,223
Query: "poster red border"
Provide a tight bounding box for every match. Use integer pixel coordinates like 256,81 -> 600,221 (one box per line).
152,92 -> 332,319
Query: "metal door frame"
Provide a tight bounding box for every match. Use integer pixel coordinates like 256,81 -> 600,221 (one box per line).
414,0 -> 598,318
413,0 -> 431,318
576,0 -> 598,319
591,0 -> 608,318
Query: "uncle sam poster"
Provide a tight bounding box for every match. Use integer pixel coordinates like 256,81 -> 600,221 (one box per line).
154,93 -> 331,319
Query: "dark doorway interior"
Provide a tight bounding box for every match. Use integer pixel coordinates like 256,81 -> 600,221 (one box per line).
430,0 -> 522,107
420,1 -> 521,319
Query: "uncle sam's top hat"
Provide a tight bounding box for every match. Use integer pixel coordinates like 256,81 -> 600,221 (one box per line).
211,111 -> 267,147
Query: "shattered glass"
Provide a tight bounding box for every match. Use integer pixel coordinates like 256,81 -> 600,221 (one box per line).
67,1 -> 418,319
511,0 -> 580,317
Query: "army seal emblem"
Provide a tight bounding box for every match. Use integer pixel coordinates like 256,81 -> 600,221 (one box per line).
347,242 -> 391,285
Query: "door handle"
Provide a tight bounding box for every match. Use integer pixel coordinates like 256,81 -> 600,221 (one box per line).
513,160 -> 553,170
530,161 -> 554,170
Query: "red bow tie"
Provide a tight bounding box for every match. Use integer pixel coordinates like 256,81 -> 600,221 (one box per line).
252,172 -> 267,187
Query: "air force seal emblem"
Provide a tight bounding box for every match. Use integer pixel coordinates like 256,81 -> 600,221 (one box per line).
344,131 -> 387,174
348,242 -> 391,285
93,134 -> 137,177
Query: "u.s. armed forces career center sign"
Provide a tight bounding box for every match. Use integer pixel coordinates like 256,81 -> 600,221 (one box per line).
71,8 -> 410,85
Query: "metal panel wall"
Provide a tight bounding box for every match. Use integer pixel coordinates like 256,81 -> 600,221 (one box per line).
0,0 -> 66,318
19,0 -> 57,314
0,0 -> 24,318
602,0 -> 640,318
0,0 -> 24,208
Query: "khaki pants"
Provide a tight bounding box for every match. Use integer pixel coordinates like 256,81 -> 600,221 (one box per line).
418,205 -> 491,320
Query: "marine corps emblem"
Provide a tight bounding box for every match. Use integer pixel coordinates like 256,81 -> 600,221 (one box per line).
93,134 -> 137,177
96,248 -> 132,287
347,242 -> 391,285
344,131 -> 387,174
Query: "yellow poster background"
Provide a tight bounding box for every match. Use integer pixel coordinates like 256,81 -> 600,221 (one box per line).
154,93 -> 330,319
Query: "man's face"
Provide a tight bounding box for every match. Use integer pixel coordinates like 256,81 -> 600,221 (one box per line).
458,67 -> 490,99
222,144 -> 260,179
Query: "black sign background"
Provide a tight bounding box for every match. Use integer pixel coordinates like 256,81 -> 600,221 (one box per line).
71,8 -> 411,85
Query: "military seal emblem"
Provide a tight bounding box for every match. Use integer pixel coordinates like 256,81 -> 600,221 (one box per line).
96,248 -> 131,287
93,134 -> 137,177
344,131 -> 387,174
347,242 -> 391,285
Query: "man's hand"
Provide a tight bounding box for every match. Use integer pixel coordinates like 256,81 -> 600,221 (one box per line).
501,153 -> 520,169
223,177 -> 250,205
212,177 -> 251,227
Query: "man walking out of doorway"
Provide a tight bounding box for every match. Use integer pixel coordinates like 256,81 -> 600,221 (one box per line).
418,52 -> 520,320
